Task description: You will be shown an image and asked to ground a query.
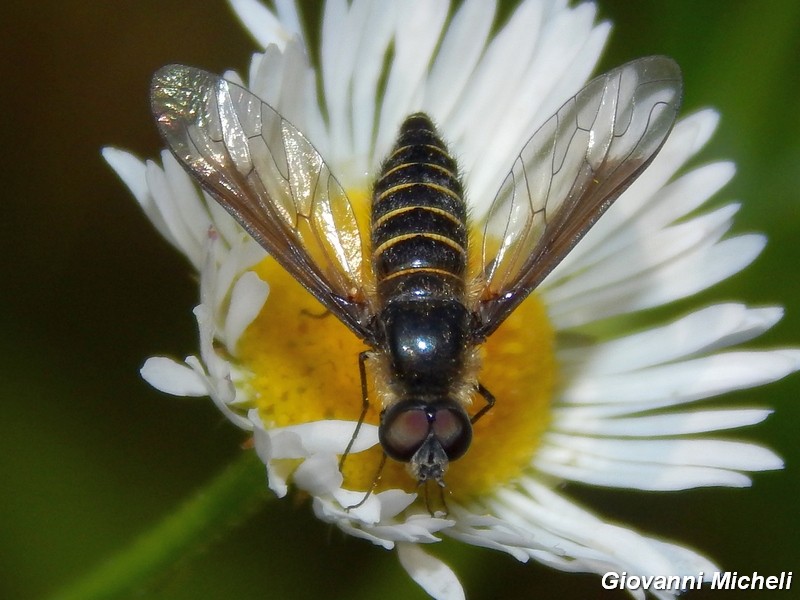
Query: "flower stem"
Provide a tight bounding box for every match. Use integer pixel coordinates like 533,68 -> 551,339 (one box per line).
49,451 -> 269,600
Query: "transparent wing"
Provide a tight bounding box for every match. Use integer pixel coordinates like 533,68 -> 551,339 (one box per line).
474,56 -> 682,338
151,65 -> 374,339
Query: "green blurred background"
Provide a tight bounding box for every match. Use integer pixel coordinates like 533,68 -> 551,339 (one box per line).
2,1 -> 798,598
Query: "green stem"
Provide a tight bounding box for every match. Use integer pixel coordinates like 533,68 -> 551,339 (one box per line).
49,451 -> 269,600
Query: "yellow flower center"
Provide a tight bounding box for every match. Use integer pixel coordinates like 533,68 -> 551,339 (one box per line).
236,196 -> 556,504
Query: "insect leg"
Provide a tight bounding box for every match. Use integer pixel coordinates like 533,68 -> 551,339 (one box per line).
338,351 -> 372,471
345,452 -> 387,510
300,307 -> 331,319
470,382 -> 496,423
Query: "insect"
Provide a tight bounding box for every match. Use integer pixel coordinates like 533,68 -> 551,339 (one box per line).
151,56 -> 682,493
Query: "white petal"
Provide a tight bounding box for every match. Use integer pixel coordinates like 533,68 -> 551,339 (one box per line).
460,4 -> 610,206
377,491 -> 424,521
266,428 -> 309,460
104,148 -> 177,246
445,505 -> 537,562
330,517 -> 395,549
271,0 -> 304,39
140,356 -> 208,396
293,453 -> 343,496
224,270 -> 270,351
143,158 -> 204,267
326,490 -> 384,526
186,240 -> 256,431
328,487 -> 418,527
534,453 -> 754,490
320,0 -> 367,164
350,1 -> 401,168
205,191 -> 243,249
535,434 -> 783,490
249,39 -> 316,134
247,44 -> 287,106
329,488 -> 415,526
274,421 -> 379,456
368,515 -> 452,544
102,147 -> 150,208
249,414 -> 287,496
194,300 -> 227,383
397,514 -> 456,540
421,0 -> 496,124
558,304 -> 784,377
562,350 -> 800,407
551,234 -> 766,328
162,151 -> 221,254
249,410 -> 271,456
229,0 -> 295,49
446,0 -> 548,162
376,0 -> 450,151
553,408 -> 773,437
397,543 -> 465,600
546,204 -> 739,306
544,434 -> 784,471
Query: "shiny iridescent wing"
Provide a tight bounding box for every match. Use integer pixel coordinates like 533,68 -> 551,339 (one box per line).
151,65 -> 373,339
473,56 -> 683,338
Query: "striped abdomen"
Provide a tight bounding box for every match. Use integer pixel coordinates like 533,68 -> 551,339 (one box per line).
371,113 -> 468,304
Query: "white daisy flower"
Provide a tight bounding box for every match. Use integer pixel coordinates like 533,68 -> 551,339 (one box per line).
103,0 -> 798,598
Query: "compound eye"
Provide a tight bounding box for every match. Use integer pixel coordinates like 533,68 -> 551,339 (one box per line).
432,406 -> 472,461
380,406 -> 431,462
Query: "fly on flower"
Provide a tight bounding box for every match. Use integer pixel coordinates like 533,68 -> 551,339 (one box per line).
150,56 -> 682,495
